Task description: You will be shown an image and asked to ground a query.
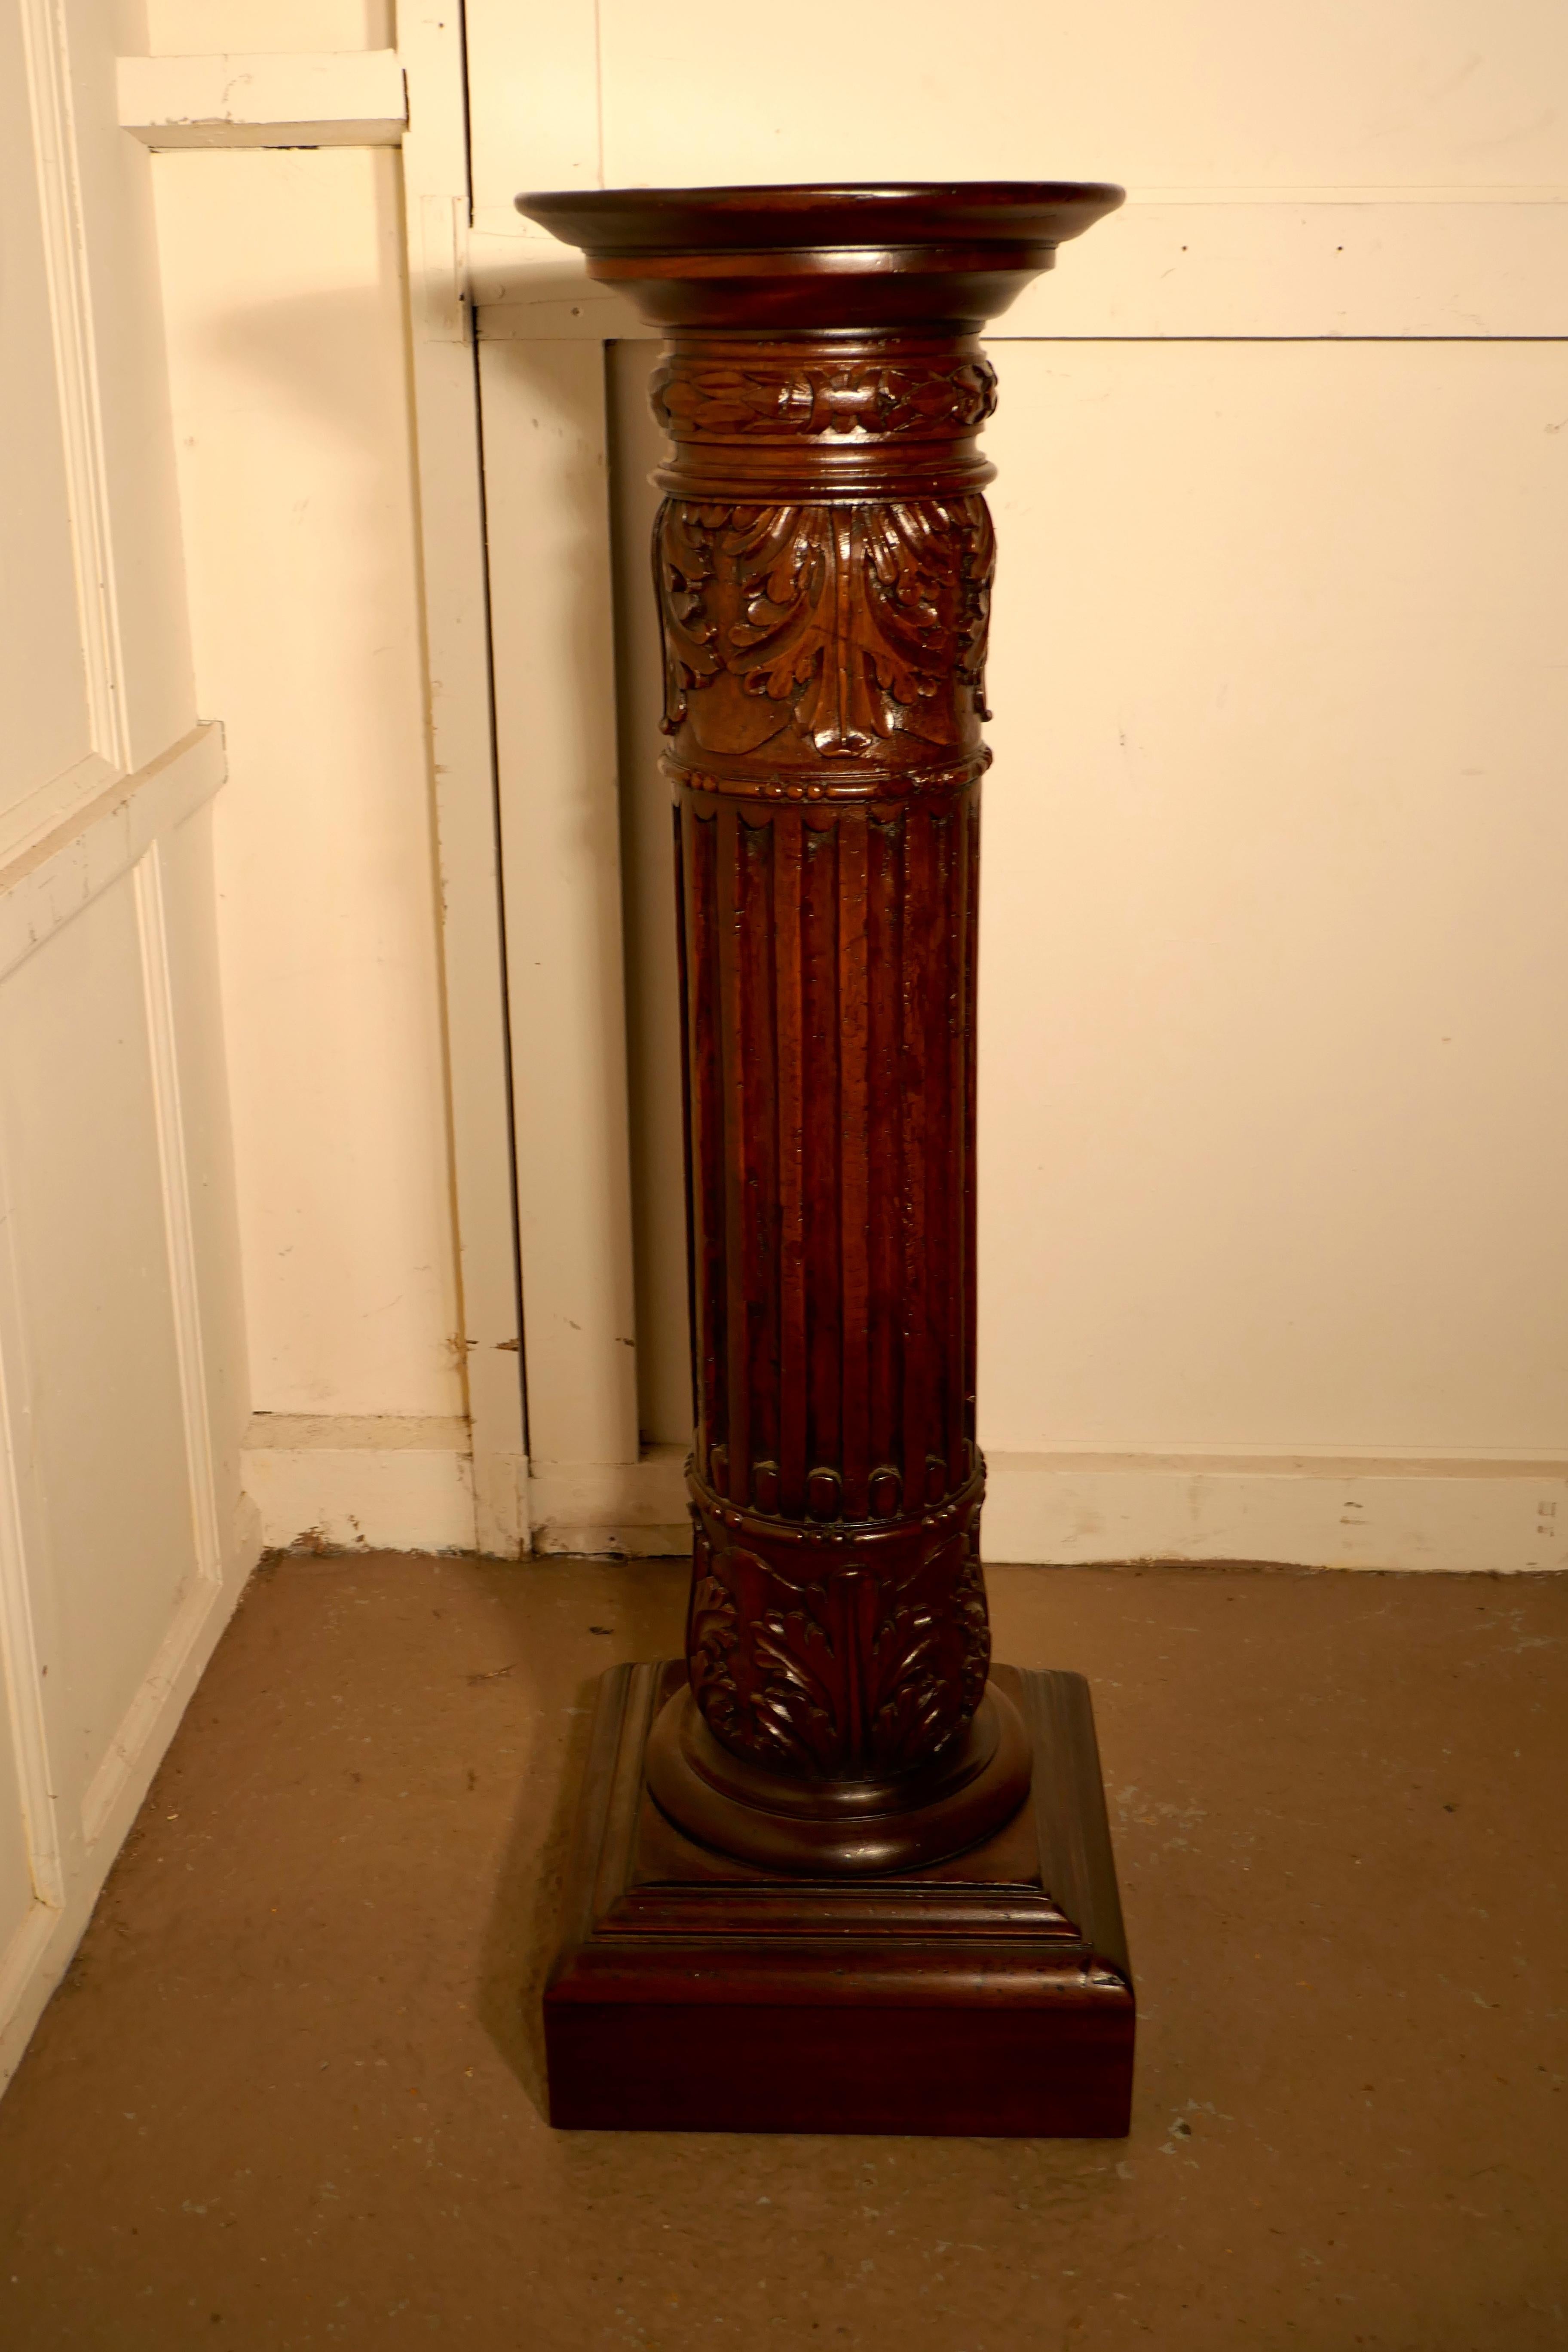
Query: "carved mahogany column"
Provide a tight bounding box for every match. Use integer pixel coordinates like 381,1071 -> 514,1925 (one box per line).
520,184 -> 1134,2137
646,334 -> 1024,1873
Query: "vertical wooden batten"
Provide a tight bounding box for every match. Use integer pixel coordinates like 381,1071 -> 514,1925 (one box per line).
396,2 -> 529,1555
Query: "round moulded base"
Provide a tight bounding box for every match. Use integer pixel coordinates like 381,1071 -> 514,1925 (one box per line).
644,1679 -> 1033,1875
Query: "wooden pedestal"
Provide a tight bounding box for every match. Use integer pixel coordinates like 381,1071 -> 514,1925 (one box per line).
518,181 -> 1132,2137
545,1661 -> 1134,2136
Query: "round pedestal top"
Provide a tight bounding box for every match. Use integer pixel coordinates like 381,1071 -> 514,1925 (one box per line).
514,179 -> 1124,331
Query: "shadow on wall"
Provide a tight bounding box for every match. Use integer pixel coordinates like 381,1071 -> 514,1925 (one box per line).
466,282 -> 651,1466
603,337 -> 693,1452
445,268 -> 692,1455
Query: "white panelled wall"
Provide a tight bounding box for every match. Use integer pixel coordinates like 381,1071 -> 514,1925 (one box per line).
4,0 -> 1568,2087
0,0 -> 255,2091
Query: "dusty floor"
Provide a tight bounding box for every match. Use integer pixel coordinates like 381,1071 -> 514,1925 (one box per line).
0,1553 -> 1563,2350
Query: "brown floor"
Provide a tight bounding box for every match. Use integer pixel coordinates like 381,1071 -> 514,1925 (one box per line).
0,1554 -> 1564,2350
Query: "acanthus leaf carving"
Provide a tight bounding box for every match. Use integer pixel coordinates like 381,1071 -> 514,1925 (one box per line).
656,496 -> 995,758
686,1495 -> 992,1776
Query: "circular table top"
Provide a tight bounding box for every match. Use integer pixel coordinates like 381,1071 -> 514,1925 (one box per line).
513,181 -> 1124,331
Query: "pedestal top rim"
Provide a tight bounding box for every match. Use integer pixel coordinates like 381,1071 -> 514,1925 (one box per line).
514,180 -> 1125,259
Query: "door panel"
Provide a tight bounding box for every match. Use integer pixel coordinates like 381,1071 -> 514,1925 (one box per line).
0,876 -> 199,1825
976,337 -> 1568,1453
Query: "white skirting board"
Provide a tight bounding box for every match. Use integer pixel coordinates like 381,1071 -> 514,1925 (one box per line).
528,1448 -> 689,1559
983,1453 -> 1568,1575
529,1449 -> 1568,1574
241,1416 -> 484,1554
241,1424 -> 1568,1573
243,1425 -> 685,1559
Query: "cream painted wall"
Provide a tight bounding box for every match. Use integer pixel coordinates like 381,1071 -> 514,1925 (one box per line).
470,0 -> 1568,223
146,0 -> 390,50
475,0 -> 1568,1566
151,144 -> 464,1421
979,337 -> 1568,1458
474,0 -> 1568,225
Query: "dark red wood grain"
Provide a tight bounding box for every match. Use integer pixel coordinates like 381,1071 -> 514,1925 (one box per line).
544,1663 -> 1135,2135
520,184 -> 1131,2133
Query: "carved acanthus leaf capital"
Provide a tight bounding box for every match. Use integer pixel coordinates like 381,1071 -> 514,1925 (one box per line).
656,495 -> 995,762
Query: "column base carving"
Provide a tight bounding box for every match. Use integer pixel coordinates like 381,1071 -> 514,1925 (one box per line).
544,1660 -> 1136,2137
645,1678 -> 1031,1874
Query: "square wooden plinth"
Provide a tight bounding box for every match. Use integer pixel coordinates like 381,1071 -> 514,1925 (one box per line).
542,1662 -> 1135,2136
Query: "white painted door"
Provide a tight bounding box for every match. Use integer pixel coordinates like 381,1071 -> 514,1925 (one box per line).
0,0 -> 254,2090
465,1 -> 1568,1571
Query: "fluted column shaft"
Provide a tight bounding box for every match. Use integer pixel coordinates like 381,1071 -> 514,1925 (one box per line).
651,335 -> 1001,1784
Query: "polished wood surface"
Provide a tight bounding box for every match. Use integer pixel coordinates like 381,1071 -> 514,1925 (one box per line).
520,181 -> 1132,2134
518,183 -> 1123,1876
545,1661 -> 1135,2136
516,181 -> 1123,329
